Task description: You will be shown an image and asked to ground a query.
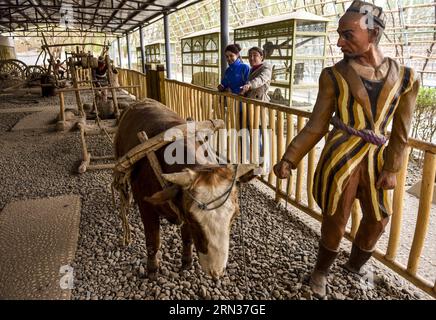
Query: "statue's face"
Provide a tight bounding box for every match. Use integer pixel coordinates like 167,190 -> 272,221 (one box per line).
337,12 -> 377,58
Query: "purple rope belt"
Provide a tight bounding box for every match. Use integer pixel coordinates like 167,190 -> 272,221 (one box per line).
330,117 -> 388,146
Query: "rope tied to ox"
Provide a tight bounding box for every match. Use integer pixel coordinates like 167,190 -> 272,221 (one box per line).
330,116 -> 388,146
111,170 -> 133,246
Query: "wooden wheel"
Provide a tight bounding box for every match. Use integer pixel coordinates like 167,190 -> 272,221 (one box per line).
0,59 -> 27,90
25,65 -> 47,81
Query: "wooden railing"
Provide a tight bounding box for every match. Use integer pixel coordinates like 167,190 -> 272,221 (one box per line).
117,68 -> 147,100
118,68 -> 436,298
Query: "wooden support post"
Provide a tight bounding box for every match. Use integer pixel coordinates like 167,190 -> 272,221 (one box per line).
275,111 -> 284,202
268,109 -> 276,185
78,123 -> 91,173
295,116 -> 305,203
68,57 -> 83,115
385,146 -> 411,261
286,113 -> 294,197
260,106 -> 268,178
106,55 -> 120,119
407,151 -> 436,275
56,91 -> 66,131
253,105 -> 260,166
241,102 -> 248,164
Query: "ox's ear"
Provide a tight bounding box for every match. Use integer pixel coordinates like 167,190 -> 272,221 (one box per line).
144,184 -> 180,205
235,164 -> 261,183
162,169 -> 198,188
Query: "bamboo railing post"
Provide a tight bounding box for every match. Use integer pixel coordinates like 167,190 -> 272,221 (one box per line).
225,97 -> 232,162
268,109 -> 277,185
248,103 -> 254,163
295,116 -> 305,203
276,111 -> 284,202
261,106 -> 269,178
235,98 -> 241,163
253,105 -> 260,166
286,113 -> 295,197
229,97 -> 237,164
407,151 -> 436,275
386,146 -> 411,261
241,102 -> 248,164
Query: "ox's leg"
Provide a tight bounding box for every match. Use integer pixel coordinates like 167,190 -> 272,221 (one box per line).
181,224 -> 193,269
138,203 -> 161,281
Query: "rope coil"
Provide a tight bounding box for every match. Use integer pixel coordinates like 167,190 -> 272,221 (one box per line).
330,116 -> 388,146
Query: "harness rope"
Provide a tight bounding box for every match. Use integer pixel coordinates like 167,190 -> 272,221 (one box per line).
186,164 -> 238,211
330,116 -> 387,146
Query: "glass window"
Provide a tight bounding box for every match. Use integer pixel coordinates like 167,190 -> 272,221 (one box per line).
293,59 -> 323,86
292,88 -> 319,109
295,36 -> 325,57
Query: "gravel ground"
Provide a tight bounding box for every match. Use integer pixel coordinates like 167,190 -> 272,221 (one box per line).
0,92 -> 433,300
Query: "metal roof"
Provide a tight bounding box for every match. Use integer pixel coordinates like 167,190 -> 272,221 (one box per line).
236,10 -> 329,29
181,27 -> 234,39
0,0 -> 198,37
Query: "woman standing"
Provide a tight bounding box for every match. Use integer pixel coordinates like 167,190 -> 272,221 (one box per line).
240,47 -> 272,172
240,47 -> 272,102
218,44 -> 250,94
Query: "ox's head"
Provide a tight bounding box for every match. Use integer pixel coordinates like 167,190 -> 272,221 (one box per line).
145,164 -> 258,279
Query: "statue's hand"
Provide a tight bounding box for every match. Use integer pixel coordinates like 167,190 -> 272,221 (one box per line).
273,160 -> 292,179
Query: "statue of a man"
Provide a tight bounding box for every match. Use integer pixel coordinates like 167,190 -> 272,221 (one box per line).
274,0 -> 420,298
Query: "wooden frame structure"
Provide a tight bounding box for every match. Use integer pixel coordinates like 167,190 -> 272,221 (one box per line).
58,52 -> 143,173
0,1 -> 195,36
181,27 -> 234,89
234,11 -> 329,109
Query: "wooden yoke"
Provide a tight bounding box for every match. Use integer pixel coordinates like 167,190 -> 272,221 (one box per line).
137,131 -> 182,218
113,119 -> 225,174
112,119 -> 224,246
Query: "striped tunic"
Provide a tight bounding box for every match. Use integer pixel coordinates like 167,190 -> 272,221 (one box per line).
313,63 -> 415,221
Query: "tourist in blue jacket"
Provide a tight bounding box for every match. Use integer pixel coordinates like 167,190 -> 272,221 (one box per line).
218,44 -> 250,94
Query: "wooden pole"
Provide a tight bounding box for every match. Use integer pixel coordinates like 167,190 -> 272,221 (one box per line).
276,111 -> 284,202
295,116 -> 305,203
407,151 -> 436,275
68,57 -> 83,116
268,109 -> 276,185
105,54 -> 120,118
385,146 -> 411,261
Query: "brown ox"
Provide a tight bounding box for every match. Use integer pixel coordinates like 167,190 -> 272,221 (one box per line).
115,99 -> 256,280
